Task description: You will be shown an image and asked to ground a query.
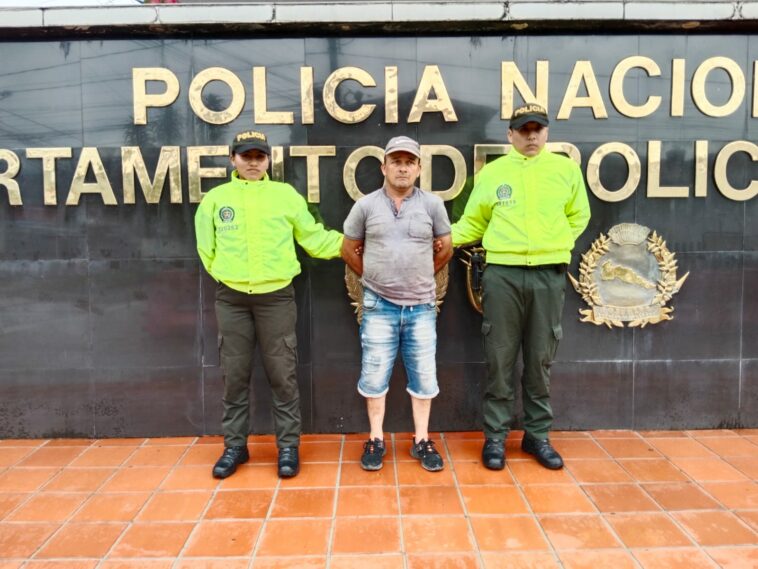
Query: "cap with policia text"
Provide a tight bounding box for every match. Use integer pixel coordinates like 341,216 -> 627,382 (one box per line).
231,130 -> 271,155
384,136 -> 421,158
510,103 -> 549,130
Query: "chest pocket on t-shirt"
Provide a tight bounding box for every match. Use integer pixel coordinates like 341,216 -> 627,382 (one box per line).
408,213 -> 433,239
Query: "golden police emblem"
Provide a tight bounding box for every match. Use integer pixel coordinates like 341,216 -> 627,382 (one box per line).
568,223 -> 689,328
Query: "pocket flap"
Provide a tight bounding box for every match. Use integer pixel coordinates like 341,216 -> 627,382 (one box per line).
552,324 -> 563,341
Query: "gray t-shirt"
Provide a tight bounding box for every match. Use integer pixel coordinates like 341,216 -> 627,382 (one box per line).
343,187 -> 451,306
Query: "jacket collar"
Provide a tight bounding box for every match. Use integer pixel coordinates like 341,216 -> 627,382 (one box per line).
508,147 -> 545,163
232,170 -> 270,186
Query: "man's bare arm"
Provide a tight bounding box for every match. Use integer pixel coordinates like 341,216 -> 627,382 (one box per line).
341,236 -> 364,276
433,234 -> 453,273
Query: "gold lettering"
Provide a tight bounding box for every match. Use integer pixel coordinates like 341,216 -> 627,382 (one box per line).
121,146 -> 182,204
695,140 -> 708,197
323,67 -> 377,124
290,146 -> 336,203
408,65 -> 458,123
132,67 -> 180,125
301,67 -> 315,125
586,142 -> 640,202
714,140 -> 758,201
610,56 -> 662,118
271,146 -> 285,182
253,66 -> 295,125
420,145 -> 466,201
343,146 -> 383,201
66,148 -> 117,206
547,142 -> 581,164
647,141 -> 689,198
187,145 -> 228,203
473,142 -> 580,183
25,147 -> 72,206
385,66 -> 399,123
0,150 -> 21,206
500,61 -> 549,120
189,67 -> 245,125
692,56 -> 745,117
557,61 -> 608,120
671,59 -> 686,117
473,144 -> 508,181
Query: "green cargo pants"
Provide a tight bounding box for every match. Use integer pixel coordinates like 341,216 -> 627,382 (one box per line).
480,264 -> 565,441
215,282 -> 300,449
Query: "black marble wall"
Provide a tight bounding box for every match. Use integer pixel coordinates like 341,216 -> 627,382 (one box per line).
0,35 -> 755,437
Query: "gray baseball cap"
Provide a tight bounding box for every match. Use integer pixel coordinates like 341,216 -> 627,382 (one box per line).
384,136 -> 421,158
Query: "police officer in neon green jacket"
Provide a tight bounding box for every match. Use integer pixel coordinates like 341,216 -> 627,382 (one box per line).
195,130 -> 343,480
452,104 -> 590,471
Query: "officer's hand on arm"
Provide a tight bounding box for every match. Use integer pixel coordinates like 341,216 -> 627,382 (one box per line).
341,237 -> 364,276
433,234 -> 453,273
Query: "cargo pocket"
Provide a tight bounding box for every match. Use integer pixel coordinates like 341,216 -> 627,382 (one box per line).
283,332 -> 298,365
550,324 -> 563,360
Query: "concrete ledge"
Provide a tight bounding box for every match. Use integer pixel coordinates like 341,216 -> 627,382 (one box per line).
739,2 -> 758,19
510,2 -> 623,20
156,4 -> 273,24
392,2 -> 505,21
0,1 -> 754,34
44,6 -> 158,26
624,2 -> 737,20
275,2 -> 392,23
0,9 -> 44,27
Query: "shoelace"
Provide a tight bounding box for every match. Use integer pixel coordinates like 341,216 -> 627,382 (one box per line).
417,440 -> 437,455
364,439 -> 384,454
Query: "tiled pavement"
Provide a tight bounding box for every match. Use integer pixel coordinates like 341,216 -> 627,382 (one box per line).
0,430 -> 757,568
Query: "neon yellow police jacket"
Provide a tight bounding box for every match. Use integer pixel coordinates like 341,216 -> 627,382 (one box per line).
452,147 -> 590,266
195,171 -> 343,294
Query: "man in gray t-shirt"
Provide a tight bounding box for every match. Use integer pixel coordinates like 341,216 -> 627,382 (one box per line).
341,136 -> 452,473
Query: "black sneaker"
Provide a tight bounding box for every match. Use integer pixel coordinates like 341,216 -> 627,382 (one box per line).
212,445 -> 249,479
360,437 -> 387,471
410,438 -> 444,472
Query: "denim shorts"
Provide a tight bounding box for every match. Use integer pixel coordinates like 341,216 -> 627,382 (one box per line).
357,288 -> 439,399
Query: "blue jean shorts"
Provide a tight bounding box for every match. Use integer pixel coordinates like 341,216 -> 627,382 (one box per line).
357,288 -> 439,399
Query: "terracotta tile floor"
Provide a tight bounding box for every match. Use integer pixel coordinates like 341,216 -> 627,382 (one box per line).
0,430 -> 756,568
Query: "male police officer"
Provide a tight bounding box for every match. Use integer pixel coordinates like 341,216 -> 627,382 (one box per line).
341,136 -> 453,472
195,130 -> 343,479
452,104 -> 590,470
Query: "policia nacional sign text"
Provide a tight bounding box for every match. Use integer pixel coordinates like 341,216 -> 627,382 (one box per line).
1,56 -> 757,207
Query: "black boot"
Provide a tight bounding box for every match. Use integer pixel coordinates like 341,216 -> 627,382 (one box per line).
521,433 -> 563,470
212,445 -> 249,479
278,446 -> 300,478
482,438 -> 505,471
